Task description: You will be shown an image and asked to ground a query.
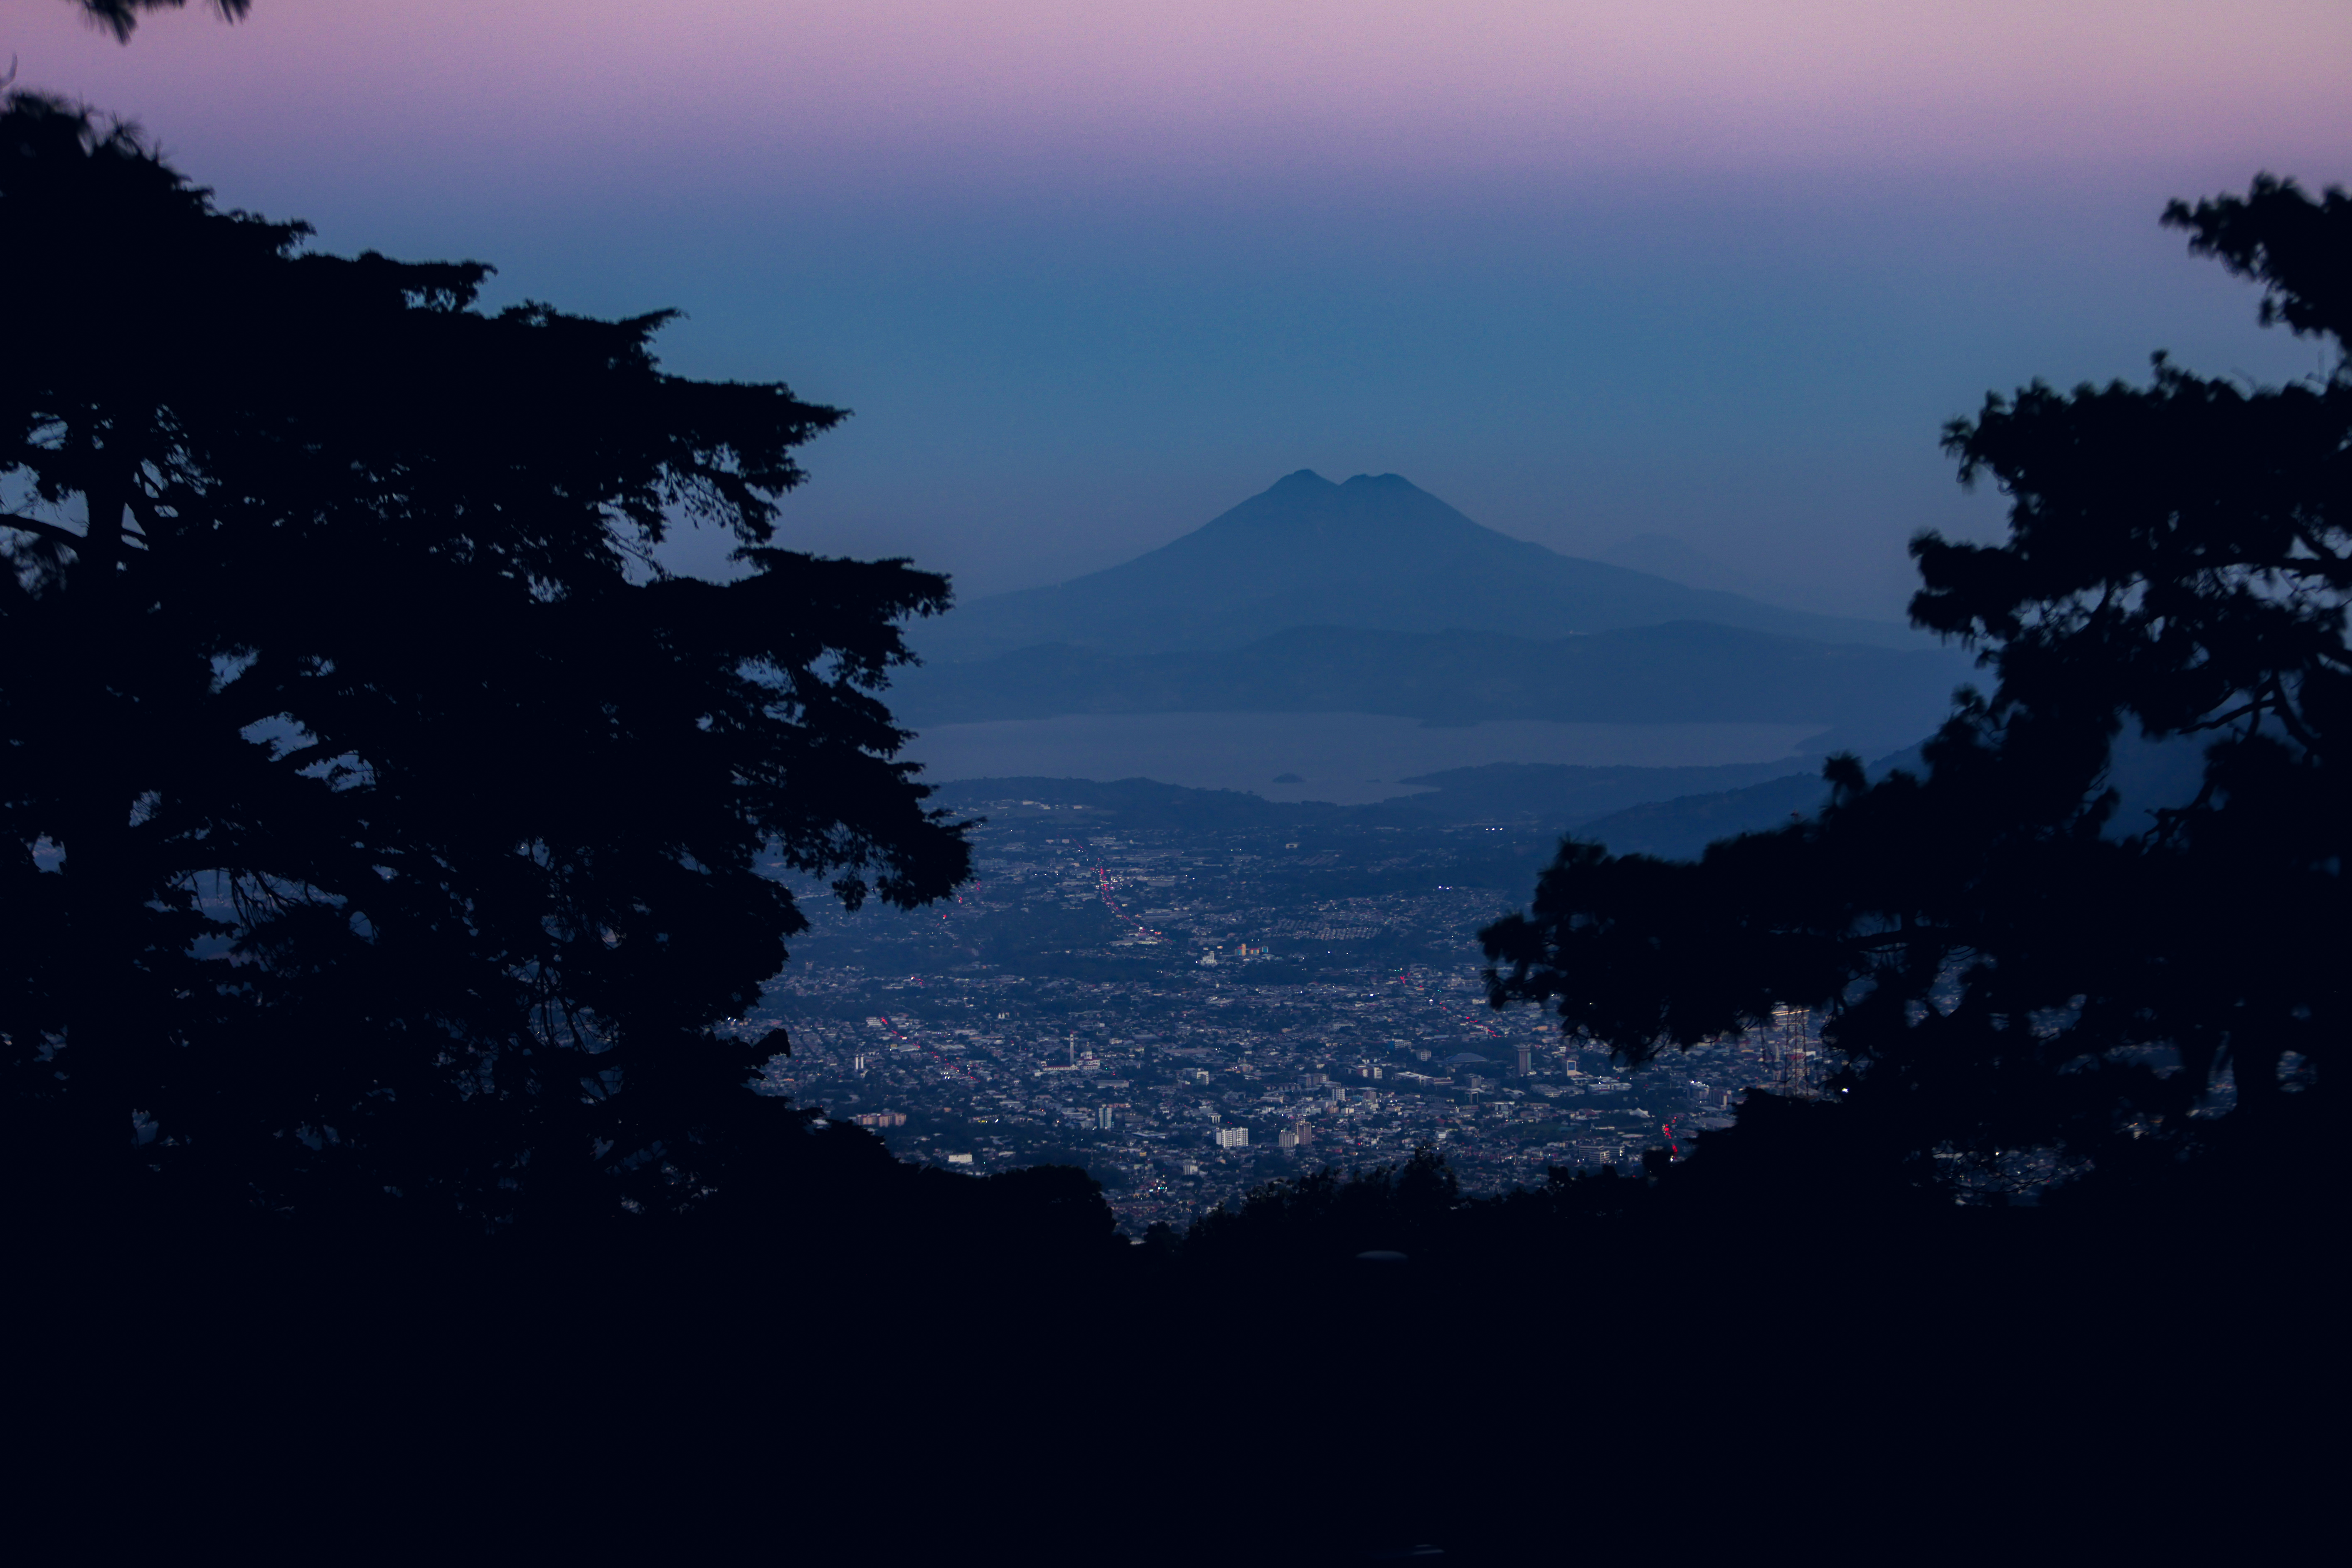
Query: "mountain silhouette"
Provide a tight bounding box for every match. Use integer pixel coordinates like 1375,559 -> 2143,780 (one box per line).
923,471 -> 1920,660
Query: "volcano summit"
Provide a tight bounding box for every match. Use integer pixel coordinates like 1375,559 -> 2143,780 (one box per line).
920,470 -> 1919,662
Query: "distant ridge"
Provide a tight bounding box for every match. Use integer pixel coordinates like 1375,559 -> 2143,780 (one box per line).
924,743 -> 1932,854
923,471 -> 1921,660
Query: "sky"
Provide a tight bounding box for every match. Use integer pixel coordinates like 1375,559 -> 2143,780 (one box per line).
12,1 -> 2350,617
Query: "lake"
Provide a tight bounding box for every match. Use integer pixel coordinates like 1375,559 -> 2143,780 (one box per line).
902,711 -> 1825,805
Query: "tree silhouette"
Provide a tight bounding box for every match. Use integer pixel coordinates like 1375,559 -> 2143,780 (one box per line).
64,0 -> 249,44
1483,176 -> 2347,1206
1,92 -> 970,1226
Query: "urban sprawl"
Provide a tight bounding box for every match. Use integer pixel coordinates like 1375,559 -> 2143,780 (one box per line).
749,786 -> 1827,1235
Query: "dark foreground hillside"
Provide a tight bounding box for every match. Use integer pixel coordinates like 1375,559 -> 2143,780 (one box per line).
17,1121 -> 2322,1566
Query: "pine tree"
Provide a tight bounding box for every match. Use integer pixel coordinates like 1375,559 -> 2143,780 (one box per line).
1483,177 -> 2349,1206
1,93 -> 969,1225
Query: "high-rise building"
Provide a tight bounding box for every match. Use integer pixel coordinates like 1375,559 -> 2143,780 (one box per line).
1515,1042 -> 1533,1076
1213,1126 -> 1249,1149
1096,1104 -> 1115,1130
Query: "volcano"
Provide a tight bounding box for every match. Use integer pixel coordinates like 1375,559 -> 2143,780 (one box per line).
921,470 -> 1917,661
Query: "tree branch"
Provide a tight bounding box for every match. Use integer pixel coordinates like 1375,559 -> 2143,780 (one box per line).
0,511 -> 86,553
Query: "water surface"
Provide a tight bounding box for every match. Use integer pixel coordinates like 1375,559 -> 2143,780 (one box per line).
904,711 -> 1822,805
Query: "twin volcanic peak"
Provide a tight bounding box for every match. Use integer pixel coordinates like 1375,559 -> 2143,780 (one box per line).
919,470 -> 1919,662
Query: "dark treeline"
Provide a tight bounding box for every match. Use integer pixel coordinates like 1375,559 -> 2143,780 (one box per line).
5,78 -> 2336,1563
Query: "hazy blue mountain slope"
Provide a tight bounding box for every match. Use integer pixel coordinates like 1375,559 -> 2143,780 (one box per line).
926,762 -> 1833,832
1575,745 -> 1927,859
1575,773 -> 1849,860
893,620 -> 1969,749
929,728 -> 2199,864
924,471 -> 1921,659
1569,730 -> 2204,860
1389,758 -> 1827,822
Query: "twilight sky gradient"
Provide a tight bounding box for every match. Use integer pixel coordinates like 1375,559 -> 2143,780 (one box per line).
13,1 -> 2350,614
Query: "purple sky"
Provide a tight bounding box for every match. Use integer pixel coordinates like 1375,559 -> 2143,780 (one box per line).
14,2 -> 2350,615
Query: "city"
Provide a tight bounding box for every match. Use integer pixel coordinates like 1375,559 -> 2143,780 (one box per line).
748,780 -> 1828,1235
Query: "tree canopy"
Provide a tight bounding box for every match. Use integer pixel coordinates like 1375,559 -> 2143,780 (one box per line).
1483,176 -> 2347,1207
64,0 -> 249,44
0,91 -> 970,1226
